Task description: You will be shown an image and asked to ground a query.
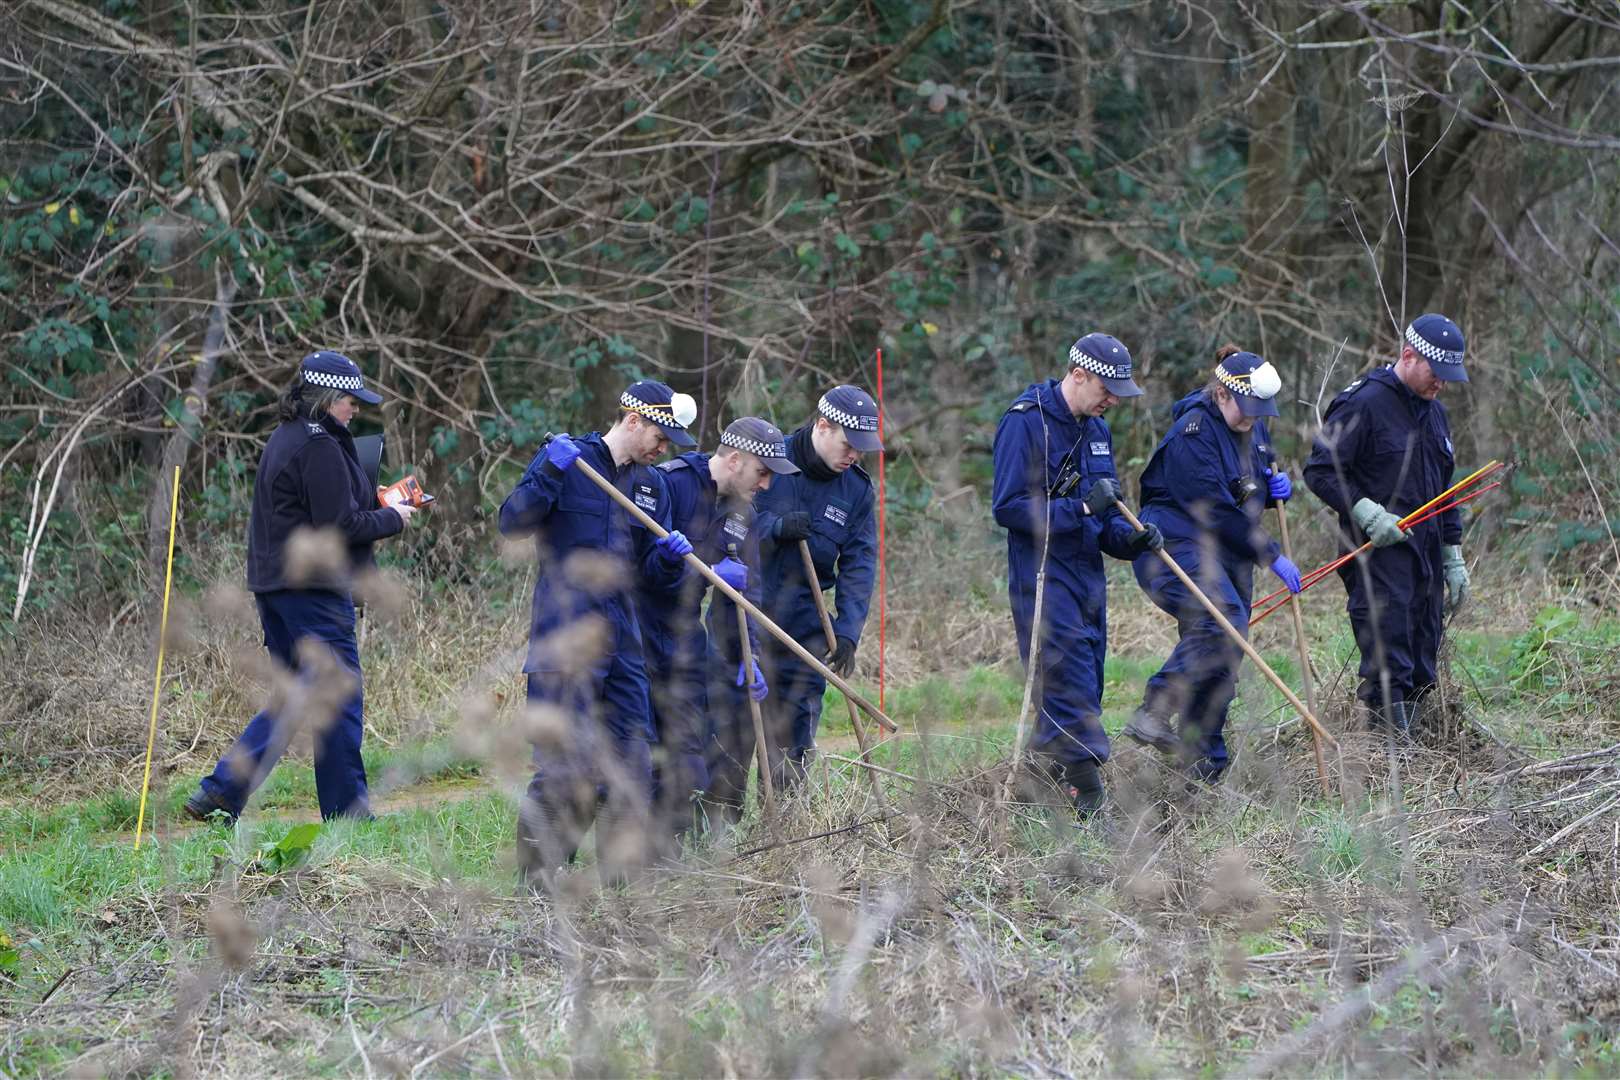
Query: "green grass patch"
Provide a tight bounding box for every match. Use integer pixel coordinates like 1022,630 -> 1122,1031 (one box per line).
0,788 -> 517,941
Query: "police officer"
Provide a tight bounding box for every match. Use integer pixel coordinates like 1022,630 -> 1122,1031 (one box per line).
746,386 -> 882,793
499,380 -> 696,888
1121,347 -> 1303,782
1304,314 -> 1472,735
184,351 -> 413,823
636,417 -> 798,842
991,334 -> 1162,814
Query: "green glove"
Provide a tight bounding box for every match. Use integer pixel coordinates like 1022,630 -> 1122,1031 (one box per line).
1351,498 -> 1408,548
1442,544 -> 1469,609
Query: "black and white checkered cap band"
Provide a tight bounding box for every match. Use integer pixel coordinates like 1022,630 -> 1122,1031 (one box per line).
1405,324 -> 1464,366
818,394 -> 879,432
303,369 -> 365,392
619,391 -> 679,424
1068,342 -> 1128,380
720,431 -> 788,458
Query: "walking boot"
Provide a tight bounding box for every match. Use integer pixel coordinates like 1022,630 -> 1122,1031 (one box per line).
1122,702 -> 1178,754
1364,700 -> 1414,740
182,786 -> 237,824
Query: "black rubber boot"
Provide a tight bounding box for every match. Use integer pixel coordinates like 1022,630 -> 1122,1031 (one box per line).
516,793 -> 583,895
1064,760 -> 1105,818
1365,700 -> 1414,739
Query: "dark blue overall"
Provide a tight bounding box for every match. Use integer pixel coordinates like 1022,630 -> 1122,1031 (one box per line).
1134,392 -> 1279,781
634,452 -> 761,832
747,425 -> 876,787
498,433 -> 680,878
201,409 -> 403,819
1303,367 -> 1460,711
991,380 -> 1140,768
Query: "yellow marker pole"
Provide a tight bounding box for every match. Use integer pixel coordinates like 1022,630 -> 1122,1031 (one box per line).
134,464 -> 181,849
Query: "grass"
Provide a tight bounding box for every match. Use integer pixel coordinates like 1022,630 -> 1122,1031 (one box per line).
4,575 -> 1620,1076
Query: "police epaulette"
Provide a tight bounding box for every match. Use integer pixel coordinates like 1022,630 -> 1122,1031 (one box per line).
1008,401 -> 1036,413
305,422 -> 327,437
656,457 -> 691,473
849,460 -> 873,485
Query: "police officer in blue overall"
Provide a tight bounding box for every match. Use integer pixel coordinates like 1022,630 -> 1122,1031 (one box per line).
636,417 -> 798,843
743,386 -> 882,796
499,380 -> 696,888
992,334 -> 1163,814
1304,314 -> 1472,734
1121,347 -> 1303,781
184,351 -> 413,823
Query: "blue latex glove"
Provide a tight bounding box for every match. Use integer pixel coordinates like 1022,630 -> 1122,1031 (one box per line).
713,556 -> 748,592
655,530 -> 692,564
1271,554 -> 1303,594
544,434 -> 581,472
1266,468 -> 1292,502
736,658 -> 768,702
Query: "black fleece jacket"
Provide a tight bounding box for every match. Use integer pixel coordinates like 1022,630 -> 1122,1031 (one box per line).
245,408 -> 402,593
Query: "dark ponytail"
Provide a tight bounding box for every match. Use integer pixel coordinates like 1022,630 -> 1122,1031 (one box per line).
277,377 -> 304,422
1205,342 -> 1243,399
277,376 -> 343,422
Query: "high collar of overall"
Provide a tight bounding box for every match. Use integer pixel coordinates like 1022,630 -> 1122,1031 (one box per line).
298,402 -> 354,445
1374,365 -> 1427,410
1189,390 -> 1254,447
1034,378 -> 1083,426
581,430 -> 627,476
789,424 -> 839,482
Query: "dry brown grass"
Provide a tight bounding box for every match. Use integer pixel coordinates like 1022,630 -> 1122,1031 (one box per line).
3,530 -> 1620,1075
6,723 -> 1619,1076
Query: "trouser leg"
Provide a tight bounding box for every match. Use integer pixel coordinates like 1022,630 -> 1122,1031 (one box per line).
202,591 -> 366,816
703,652 -> 754,825
766,647 -> 824,794
592,641 -> 656,887
649,656 -> 711,848
301,593 -> 371,820
1345,547 -> 1422,729
1017,584 -> 1110,769
516,671 -> 601,891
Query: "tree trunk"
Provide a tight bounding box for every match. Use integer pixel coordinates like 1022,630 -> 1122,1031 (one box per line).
146,271 -> 238,573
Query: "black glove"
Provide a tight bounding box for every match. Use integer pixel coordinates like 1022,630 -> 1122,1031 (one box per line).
1085,477 -> 1121,513
824,636 -> 856,677
1127,522 -> 1163,556
773,511 -> 812,543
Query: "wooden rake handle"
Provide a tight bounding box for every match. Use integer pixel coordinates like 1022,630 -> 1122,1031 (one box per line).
799,540 -> 887,807
555,439 -> 898,733
1112,499 -> 1338,754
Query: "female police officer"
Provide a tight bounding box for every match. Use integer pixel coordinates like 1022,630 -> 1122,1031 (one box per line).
183,351 -> 413,823
1121,346 -> 1302,783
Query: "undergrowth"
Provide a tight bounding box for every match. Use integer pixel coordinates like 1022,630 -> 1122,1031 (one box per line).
4,546 -> 1620,1075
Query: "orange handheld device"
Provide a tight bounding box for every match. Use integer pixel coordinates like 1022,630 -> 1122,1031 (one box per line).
378,474 -> 435,509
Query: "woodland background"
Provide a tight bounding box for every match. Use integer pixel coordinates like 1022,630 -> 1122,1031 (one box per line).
2,0 -> 1616,626
3,2 -> 1620,1075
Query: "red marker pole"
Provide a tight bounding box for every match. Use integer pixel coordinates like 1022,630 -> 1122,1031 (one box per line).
876,347 -> 886,714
